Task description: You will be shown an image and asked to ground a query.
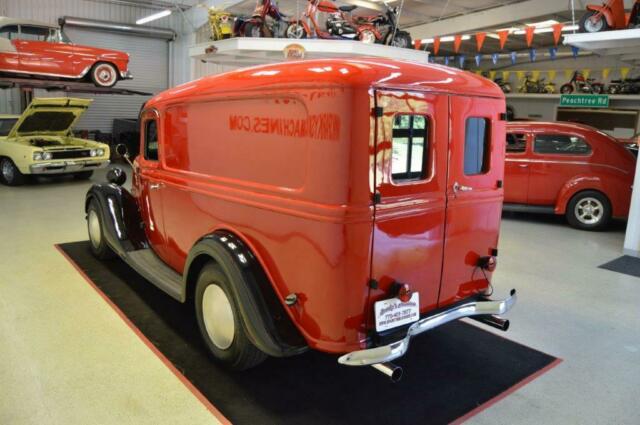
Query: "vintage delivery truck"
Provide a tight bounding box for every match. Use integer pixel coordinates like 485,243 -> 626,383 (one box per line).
85,58 -> 516,381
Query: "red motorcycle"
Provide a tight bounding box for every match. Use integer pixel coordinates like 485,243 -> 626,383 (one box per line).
285,0 -> 411,47
234,0 -> 290,38
580,0 -> 640,33
560,71 -> 605,94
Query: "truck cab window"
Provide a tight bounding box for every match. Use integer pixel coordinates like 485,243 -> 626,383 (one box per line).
464,117 -> 490,175
506,133 -> 527,153
144,120 -> 159,161
534,134 -> 592,155
391,114 -> 429,181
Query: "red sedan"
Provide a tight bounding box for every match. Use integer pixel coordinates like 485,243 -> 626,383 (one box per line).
0,17 -> 131,87
504,121 -> 636,230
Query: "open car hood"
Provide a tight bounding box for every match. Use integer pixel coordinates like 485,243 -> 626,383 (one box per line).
8,98 -> 93,138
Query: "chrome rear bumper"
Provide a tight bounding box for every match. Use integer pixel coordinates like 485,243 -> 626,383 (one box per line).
338,290 -> 517,367
30,160 -> 109,175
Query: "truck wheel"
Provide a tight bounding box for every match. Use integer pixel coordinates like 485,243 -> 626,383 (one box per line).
87,199 -> 116,259
74,171 -> 94,180
0,157 -> 26,186
90,62 -> 118,88
195,262 -> 267,370
566,190 -> 611,231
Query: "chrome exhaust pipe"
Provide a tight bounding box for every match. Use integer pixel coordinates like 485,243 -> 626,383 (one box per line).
471,314 -> 510,331
371,362 -> 403,382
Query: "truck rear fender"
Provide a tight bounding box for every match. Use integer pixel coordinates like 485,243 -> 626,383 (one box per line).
183,231 -> 308,358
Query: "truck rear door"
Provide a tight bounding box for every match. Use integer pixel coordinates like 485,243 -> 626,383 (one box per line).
367,89 -> 448,331
438,95 -> 505,306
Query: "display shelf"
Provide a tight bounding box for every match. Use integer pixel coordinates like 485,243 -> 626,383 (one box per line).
0,76 -> 150,95
563,29 -> 640,63
190,37 -> 429,66
506,93 -> 640,101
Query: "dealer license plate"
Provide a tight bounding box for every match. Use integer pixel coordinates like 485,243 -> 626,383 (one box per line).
374,292 -> 420,332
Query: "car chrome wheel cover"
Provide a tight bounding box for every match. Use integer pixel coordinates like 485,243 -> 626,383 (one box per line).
1,160 -> 14,182
202,283 -> 235,350
95,64 -> 116,86
585,16 -> 604,32
575,197 -> 604,225
360,30 -> 375,44
88,209 -> 102,249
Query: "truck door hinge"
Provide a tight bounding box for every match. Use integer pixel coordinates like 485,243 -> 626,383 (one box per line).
499,112 -> 508,121
373,106 -> 383,117
368,279 -> 379,289
372,191 -> 381,204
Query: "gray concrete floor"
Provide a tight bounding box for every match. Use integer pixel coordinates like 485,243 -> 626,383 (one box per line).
0,165 -> 639,424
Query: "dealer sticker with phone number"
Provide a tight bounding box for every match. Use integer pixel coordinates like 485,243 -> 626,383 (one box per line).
374,292 -> 420,332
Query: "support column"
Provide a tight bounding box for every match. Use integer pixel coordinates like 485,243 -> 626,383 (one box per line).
624,153 -> 640,257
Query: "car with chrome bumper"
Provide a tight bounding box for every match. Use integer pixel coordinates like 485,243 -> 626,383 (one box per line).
0,98 -> 109,186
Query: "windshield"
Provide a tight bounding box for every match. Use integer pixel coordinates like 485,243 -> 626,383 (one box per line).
0,118 -> 18,136
17,111 -> 76,134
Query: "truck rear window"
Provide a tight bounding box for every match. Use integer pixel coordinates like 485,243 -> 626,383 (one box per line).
464,117 -> 490,175
391,114 -> 428,182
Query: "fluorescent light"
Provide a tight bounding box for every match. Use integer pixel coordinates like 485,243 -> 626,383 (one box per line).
136,9 -> 172,25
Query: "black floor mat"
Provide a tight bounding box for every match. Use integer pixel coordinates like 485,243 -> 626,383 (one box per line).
58,241 -> 558,425
600,255 -> 640,279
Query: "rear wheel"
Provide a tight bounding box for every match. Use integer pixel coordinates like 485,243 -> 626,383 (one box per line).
591,83 -> 604,94
90,62 -> 118,88
566,190 -> 611,231
580,10 -> 609,33
87,199 -> 116,259
560,84 -> 574,94
243,22 -> 263,37
285,22 -> 306,39
195,262 -> 267,370
386,31 -> 412,48
359,29 -> 376,44
0,157 -> 26,186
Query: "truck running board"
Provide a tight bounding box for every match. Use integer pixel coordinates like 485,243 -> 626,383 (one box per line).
124,249 -> 183,301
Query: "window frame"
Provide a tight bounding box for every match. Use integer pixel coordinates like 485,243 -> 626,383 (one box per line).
0,25 -> 19,40
463,116 -> 491,176
532,133 -> 592,156
143,118 -> 160,162
390,113 -> 430,184
17,25 -> 50,41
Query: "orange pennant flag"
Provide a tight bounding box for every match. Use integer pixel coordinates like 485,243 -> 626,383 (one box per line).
525,26 -> 535,47
552,23 -> 564,46
453,34 -> 463,54
414,39 -> 422,50
475,32 -> 486,52
497,30 -> 509,50
433,37 -> 441,55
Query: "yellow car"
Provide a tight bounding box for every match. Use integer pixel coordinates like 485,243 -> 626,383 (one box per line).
0,98 -> 110,186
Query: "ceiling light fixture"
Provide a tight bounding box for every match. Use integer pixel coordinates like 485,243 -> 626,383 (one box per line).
136,9 -> 172,25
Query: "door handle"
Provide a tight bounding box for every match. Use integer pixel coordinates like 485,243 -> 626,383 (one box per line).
149,182 -> 164,190
453,182 -> 473,193
518,164 -> 529,168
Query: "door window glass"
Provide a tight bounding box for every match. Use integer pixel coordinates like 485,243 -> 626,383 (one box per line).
391,114 -> 429,181
144,119 -> 159,161
0,25 -> 19,40
534,134 -> 591,155
506,133 -> 527,153
464,117 -> 490,175
18,26 -> 49,41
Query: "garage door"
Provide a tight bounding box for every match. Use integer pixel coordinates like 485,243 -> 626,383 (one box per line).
36,27 -> 169,133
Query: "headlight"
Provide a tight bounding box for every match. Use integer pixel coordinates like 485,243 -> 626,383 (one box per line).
90,149 -> 97,157
33,152 -> 43,161
96,148 -> 105,157
43,152 -> 52,160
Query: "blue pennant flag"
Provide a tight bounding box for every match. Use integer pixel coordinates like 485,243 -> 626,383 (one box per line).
549,47 -> 557,60
429,55 -> 435,63
475,54 -> 482,67
571,46 -> 580,58
458,55 -> 466,68
510,51 -> 517,65
529,48 -> 537,62
491,53 -> 499,65
445,56 -> 450,66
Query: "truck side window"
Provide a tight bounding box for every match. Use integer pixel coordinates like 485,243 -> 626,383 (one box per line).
534,134 -> 591,155
506,133 -> 526,153
391,114 -> 428,182
144,120 -> 159,161
464,117 -> 490,175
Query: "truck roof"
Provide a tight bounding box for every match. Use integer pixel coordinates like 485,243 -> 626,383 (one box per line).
148,58 -> 504,107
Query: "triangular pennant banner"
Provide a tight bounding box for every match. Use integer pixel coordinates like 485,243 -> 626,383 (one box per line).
475,32 -> 486,52
491,53 -> 499,65
529,48 -> 537,62
583,69 -> 591,79
433,37 -> 441,56
564,69 -> 574,80
444,55 -> 450,66
510,51 -> 517,65
532,70 -> 541,81
414,39 -> 422,50
548,70 -> 557,81
489,70 -> 497,80
453,35 -> 463,54
549,47 -> 558,60
621,67 -> 630,79
571,46 -> 580,58
552,23 -> 564,46
502,71 -> 510,81
458,55 -> 466,68
516,70 -> 525,80
602,68 -> 611,79
497,30 -> 509,50
525,26 -> 535,47
475,54 -> 482,67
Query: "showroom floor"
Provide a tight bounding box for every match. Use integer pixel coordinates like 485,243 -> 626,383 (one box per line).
1,166 -> 639,425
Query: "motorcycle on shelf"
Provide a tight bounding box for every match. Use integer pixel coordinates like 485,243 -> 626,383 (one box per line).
518,73 -> 556,94
560,71 -> 605,94
494,77 -> 512,93
208,7 -> 234,40
234,0 -> 290,38
580,0 -> 640,33
608,77 -> 640,94
285,0 -> 412,48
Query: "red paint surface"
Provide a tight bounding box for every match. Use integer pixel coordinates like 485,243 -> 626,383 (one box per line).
505,121 -> 635,218
132,58 -> 505,353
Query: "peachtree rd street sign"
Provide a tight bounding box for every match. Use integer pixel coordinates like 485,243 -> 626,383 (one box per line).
560,94 -> 610,108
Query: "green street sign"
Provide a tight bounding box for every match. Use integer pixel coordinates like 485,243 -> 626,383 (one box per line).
560,94 -> 609,108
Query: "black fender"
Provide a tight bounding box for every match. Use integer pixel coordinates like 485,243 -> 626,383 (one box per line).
184,232 -> 308,358
85,183 -> 148,257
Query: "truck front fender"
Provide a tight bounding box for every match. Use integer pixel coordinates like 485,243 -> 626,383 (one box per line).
555,175 -> 604,214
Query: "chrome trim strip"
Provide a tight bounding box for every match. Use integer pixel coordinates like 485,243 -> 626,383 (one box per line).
505,158 -> 629,174
338,290 -> 517,366
30,160 -> 109,174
